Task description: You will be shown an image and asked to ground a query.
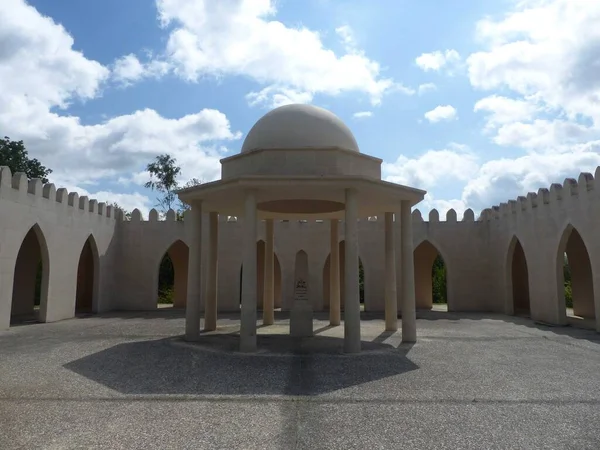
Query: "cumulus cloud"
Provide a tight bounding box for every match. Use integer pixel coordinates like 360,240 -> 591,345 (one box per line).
246,86 -> 313,109
383,145 -> 478,190
424,105 -> 457,123
0,0 -> 240,196
415,49 -> 460,72
156,0 -> 409,106
353,111 -> 373,119
111,54 -> 169,86
461,144 -> 600,209
418,83 -> 437,95
468,0 -> 600,144
461,0 -> 600,208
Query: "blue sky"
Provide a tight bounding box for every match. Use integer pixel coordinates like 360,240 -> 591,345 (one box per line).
2,0 -> 600,216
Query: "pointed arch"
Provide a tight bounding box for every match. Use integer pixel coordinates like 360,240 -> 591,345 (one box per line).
556,225 -> 595,323
75,234 -> 100,314
413,239 -> 448,310
505,236 -> 530,316
239,240 -> 282,309
10,224 -> 50,323
322,240 -> 364,310
156,240 -> 189,308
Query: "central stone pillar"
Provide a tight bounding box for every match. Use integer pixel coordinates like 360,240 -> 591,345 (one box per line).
240,191 -> 258,352
329,219 -> 341,326
185,200 -> 202,341
385,212 -> 398,331
290,250 -> 313,337
204,211 -> 218,332
263,219 -> 275,325
401,200 -> 417,342
344,188 -> 361,353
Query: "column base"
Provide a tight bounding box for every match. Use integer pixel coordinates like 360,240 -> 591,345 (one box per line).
290,301 -> 313,337
239,335 -> 257,352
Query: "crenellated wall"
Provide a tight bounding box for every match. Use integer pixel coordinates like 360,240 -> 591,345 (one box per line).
477,169 -> 600,330
1,164 -> 599,333
0,167 -> 120,330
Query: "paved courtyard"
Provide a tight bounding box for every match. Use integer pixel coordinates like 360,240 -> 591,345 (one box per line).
1,309 -> 599,449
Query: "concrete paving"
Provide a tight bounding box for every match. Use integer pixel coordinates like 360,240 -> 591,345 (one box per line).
1,309 -> 599,449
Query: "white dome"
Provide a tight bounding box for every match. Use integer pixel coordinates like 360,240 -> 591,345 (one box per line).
241,104 -> 360,153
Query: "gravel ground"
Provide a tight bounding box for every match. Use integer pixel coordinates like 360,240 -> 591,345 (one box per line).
1,309 -> 599,449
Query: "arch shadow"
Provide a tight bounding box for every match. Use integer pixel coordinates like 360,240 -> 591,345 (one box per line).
75,234 -> 100,315
10,223 -> 50,324
155,240 -> 190,309
413,239 -> 449,311
504,236 -> 531,317
556,225 -> 596,327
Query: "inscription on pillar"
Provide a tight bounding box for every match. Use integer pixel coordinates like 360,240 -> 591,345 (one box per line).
294,279 -> 308,302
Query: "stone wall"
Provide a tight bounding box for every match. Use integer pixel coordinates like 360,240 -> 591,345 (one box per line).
1,164 -> 599,334
0,167 -> 120,330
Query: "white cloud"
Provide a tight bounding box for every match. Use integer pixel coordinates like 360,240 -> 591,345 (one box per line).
424,105 -> 457,123
417,193 -> 468,220
353,111 -> 372,119
461,143 -> 600,209
461,0 -> 600,209
418,83 -> 437,95
474,95 -> 538,128
468,0 -> 600,138
111,54 -> 169,86
383,146 -> 478,190
246,86 -> 313,109
0,0 -> 109,110
415,49 -> 460,72
335,25 -> 356,51
0,0 -> 241,193
156,0 -> 408,106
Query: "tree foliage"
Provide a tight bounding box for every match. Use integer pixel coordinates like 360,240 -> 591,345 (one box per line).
564,253 -> 573,308
432,255 -> 447,304
157,253 -> 175,304
0,136 -> 52,183
145,154 -> 181,212
177,177 -> 203,220
143,154 -> 203,219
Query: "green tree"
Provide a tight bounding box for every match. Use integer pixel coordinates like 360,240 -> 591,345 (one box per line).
157,253 -> 175,304
109,202 -> 132,221
432,255 -> 447,303
145,154 -> 181,213
0,136 -> 52,183
177,177 -> 202,220
564,253 -> 573,308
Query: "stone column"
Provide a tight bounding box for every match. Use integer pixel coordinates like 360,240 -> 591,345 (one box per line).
329,219 -> 341,326
401,200 -> 417,342
344,188 -> 361,353
385,212 -> 398,331
263,219 -> 275,325
240,191 -> 258,352
185,200 -> 202,341
204,211 -> 218,331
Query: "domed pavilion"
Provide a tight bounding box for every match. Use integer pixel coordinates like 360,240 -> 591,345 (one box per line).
177,104 -> 426,353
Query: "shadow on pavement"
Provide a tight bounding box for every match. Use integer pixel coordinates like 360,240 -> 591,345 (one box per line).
64,333 -> 418,396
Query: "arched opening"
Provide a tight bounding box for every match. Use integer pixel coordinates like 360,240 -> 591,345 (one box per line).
322,240 -> 365,310
75,235 -> 99,314
10,224 -> 49,324
507,237 -> 530,317
557,226 -> 595,326
239,240 -> 282,309
413,240 -> 447,311
157,240 -> 189,309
